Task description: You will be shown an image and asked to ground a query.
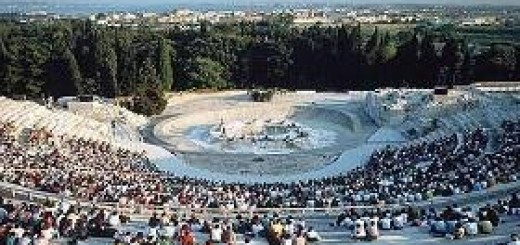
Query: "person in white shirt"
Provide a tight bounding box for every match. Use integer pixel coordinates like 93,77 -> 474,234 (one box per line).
11,224 -> 25,239
108,212 -> 121,227
147,225 -> 158,240
58,200 -> 71,215
353,219 -> 366,240
285,220 -> 295,236
41,226 -> 55,240
210,224 -> 223,242
161,222 -> 177,238
306,227 -> 321,242
367,217 -> 379,241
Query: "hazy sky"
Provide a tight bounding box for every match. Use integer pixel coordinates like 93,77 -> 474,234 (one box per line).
9,0 -> 520,5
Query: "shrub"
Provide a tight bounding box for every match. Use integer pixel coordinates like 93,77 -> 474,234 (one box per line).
250,89 -> 275,102
124,87 -> 167,116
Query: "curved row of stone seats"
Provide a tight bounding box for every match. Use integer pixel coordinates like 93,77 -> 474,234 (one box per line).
489,102 -> 519,122
415,99 -> 518,139
462,112 -> 483,129
104,103 -> 148,129
438,117 -> 460,134
453,113 -> 478,131
489,107 -> 508,123
399,116 -> 434,139
455,113 -> 475,129
467,109 -> 493,129
69,100 -> 148,132
483,107 -> 505,129
442,116 -> 461,132
16,106 -> 50,133
2,102 -> 39,124
0,97 -> 113,142
401,107 -> 502,143
505,105 -> 520,119
0,100 -> 26,120
2,102 -> 44,136
397,89 -> 520,141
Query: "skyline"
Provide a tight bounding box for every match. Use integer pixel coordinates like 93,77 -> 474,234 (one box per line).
2,0 -> 520,15
3,0 -> 520,6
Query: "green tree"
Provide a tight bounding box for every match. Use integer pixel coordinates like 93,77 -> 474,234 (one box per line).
515,46 -> 520,80
418,33 -> 439,87
157,37 -> 175,91
94,32 -> 118,98
115,30 -> 137,96
136,58 -> 159,91
46,47 -> 82,97
365,27 -> 380,65
441,38 -> 463,86
0,37 -> 17,95
186,57 -> 228,89
394,33 -> 420,86
475,44 -> 517,81
349,23 -> 363,53
377,33 -> 397,62
460,49 -> 473,84
17,41 -> 48,98
374,33 -> 397,86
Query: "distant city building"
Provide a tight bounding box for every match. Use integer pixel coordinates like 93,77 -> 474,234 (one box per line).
472,81 -> 520,93
3,5 -> 514,28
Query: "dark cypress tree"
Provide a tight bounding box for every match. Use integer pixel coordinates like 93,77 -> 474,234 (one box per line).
363,27 -> 381,89
157,37 -> 174,91
365,27 -> 380,65
515,45 -> 520,81
441,38 -> 463,86
394,33 -> 420,87
18,41 -> 46,98
46,48 -> 83,97
349,23 -> 363,53
0,37 -> 22,96
0,37 -> 11,95
460,48 -> 473,84
349,24 -> 364,88
94,31 -> 118,98
374,32 -> 396,87
418,33 -> 439,88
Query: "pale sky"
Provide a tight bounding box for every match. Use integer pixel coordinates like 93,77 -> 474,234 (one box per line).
6,0 -> 520,5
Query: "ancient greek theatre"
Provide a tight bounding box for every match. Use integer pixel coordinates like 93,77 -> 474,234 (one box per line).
146,91 -> 393,183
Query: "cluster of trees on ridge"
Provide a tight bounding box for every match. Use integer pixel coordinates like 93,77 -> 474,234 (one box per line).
0,19 -> 519,115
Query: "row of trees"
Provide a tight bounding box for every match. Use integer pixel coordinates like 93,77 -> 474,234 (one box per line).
0,19 -> 519,114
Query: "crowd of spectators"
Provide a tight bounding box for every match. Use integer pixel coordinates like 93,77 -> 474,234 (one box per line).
1,192 -> 519,244
0,119 -> 519,211
0,195 -> 128,245
0,118 -> 519,244
335,192 -> 520,241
